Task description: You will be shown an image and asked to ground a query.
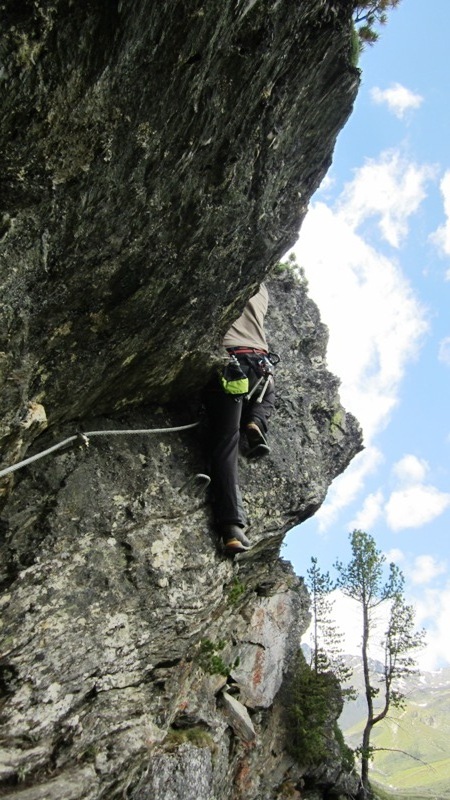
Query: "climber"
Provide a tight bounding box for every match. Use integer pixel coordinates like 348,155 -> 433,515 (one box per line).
203,283 -> 276,556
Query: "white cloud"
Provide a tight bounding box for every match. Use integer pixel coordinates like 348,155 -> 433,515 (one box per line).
384,548 -> 405,564
309,590 -> 393,662
309,585 -> 445,672
438,336 -> 450,366
371,83 -> 423,119
383,455 -> 450,532
350,490 -> 384,531
310,584 -> 440,671
408,554 -> 447,586
337,150 -> 434,247
315,448 -> 383,532
385,484 -> 450,531
303,586 -> 450,672
293,200 -> 428,446
318,172 -> 335,194
392,454 -> 428,484
291,148 -> 430,531
412,583 -> 450,670
430,170 -> 450,266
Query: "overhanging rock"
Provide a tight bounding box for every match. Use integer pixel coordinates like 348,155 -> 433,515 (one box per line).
0,2 -> 362,798
1,0 -> 359,475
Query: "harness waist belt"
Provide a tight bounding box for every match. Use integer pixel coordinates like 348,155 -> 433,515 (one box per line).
226,347 -> 268,356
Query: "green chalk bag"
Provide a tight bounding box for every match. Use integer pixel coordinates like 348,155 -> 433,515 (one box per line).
220,357 -> 249,396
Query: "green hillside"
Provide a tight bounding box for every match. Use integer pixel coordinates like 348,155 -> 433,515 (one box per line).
342,674 -> 450,800
371,783 -> 445,800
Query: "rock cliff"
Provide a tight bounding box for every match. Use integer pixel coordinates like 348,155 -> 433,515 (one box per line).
1,1 -> 363,798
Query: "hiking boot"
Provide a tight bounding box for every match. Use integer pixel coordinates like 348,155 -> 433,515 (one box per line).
246,422 -> 270,458
221,524 -> 251,554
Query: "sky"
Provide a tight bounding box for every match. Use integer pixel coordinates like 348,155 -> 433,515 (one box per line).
284,0 -> 450,672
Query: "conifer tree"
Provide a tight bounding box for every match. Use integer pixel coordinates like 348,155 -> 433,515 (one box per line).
353,1 -> 402,48
306,557 -> 354,692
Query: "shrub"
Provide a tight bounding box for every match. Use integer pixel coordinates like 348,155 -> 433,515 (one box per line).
197,638 -> 239,677
285,650 -> 339,766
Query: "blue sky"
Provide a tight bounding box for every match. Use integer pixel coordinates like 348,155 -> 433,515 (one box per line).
284,0 -> 450,670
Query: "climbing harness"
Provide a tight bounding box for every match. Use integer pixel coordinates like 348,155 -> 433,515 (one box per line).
223,349 -> 280,404
0,422 -> 200,480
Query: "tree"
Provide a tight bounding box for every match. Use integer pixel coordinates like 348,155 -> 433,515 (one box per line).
334,530 -> 425,799
353,1 -> 402,49
306,557 -> 354,693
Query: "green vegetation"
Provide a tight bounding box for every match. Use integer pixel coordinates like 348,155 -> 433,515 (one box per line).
334,723 -> 356,773
285,649 -> 349,768
227,576 -> 246,606
163,726 -> 214,751
274,252 -> 297,274
370,785 -> 400,800
287,558 -> 355,772
197,638 -> 239,677
371,782 -> 444,800
306,556 -> 355,696
273,252 -> 306,283
350,24 -> 361,67
369,689 -> 450,798
352,1 -> 402,50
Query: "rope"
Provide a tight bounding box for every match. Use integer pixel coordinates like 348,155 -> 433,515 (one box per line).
0,422 -> 199,480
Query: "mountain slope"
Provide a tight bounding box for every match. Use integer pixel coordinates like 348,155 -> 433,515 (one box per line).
341,663 -> 450,799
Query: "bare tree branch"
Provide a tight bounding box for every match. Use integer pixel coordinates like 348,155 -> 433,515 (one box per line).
371,747 -> 435,772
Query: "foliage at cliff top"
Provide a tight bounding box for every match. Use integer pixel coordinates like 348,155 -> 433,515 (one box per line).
353,0 -> 402,47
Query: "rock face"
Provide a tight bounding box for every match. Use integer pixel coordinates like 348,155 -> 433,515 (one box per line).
0,0 -> 359,471
0,272 -> 363,799
0,2 -> 362,798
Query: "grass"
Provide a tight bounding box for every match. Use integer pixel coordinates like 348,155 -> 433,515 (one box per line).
163,726 -> 214,752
